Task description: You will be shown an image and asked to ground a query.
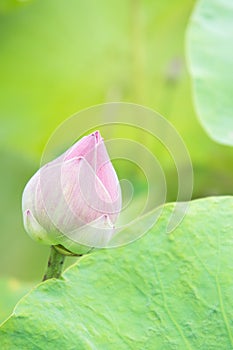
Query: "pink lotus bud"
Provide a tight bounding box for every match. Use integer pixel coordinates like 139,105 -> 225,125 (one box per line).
22,131 -> 122,254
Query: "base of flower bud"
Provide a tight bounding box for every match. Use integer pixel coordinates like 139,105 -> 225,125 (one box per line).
53,244 -> 84,257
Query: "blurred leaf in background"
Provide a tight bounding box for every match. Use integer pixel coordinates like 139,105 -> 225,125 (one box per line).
186,0 -> 233,146
0,278 -> 32,324
0,0 -> 31,14
0,0 -> 232,281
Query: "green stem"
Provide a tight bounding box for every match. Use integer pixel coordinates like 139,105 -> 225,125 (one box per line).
43,246 -> 65,281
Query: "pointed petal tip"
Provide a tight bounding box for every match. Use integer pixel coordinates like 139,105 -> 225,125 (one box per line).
64,131 -> 103,161
91,130 -> 102,144
23,209 -> 42,231
65,214 -> 115,249
63,155 -> 84,166
103,214 -> 114,228
23,209 -> 53,245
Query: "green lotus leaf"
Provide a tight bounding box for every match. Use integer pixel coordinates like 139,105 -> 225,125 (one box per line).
1,196 -> 233,349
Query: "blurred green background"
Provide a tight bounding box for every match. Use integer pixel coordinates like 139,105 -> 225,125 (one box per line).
0,0 -> 232,290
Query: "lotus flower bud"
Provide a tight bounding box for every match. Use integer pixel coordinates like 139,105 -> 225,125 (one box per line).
22,131 -> 122,255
